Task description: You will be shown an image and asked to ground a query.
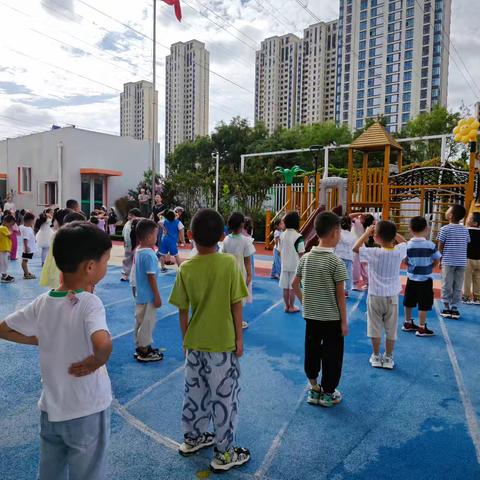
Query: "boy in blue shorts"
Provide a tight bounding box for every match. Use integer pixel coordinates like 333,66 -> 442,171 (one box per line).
0,221 -> 113,479
169,209 -> 251,473
160,210 -> 184,272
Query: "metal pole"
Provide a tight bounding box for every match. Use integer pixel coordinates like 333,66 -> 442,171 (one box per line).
215,152 -> 219,211
151,0 -> 157,207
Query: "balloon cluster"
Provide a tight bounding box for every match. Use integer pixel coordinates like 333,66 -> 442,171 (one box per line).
453,117 -> 479,144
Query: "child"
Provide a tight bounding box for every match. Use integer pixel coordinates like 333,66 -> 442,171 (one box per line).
0,221 -> 113,479
35,212 -> 54,266
0,214 -> 15,283
223,212 -> 256,329
159,210 -> 184,272
9,216 -> 20,261
107,208 -> 118,236
121,208 -> 141,282
270,217 -> 284,280
279,211 -> 305,313
403,216 -> 441,336
334,215 -> 356,297
20,212 -> 37,280
437,204 -> 470,319
169,209 -> 250,472
463,212 -> 480,304
351,213 -> 374,290
132,219 -> 163,362
292,212 -> 348,407
353,221 -> 406,369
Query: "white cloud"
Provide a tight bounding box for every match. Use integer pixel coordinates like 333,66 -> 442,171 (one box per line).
0,0 -> 478,156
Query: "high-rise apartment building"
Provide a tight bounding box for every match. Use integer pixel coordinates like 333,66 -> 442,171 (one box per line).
255,22 -> 338,134
165,40 -> 209,157
335,0 -> 452,133
120,80 -> 158,141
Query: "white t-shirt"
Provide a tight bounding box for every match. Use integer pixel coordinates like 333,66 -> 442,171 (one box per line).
5,291 -> 112,422
19,225 -> 37,253
279,229 -> 305,272
36,222 -> 54,248
273,229 -> 282,251
3,201 -> 15,212
359,243 -> 407,297
335,229 -> 356,261
222,234 -> 256,279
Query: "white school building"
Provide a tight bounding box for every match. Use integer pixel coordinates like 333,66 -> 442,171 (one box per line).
0,127 -> 158,216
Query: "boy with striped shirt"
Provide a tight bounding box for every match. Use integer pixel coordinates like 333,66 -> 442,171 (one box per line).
437,204 -> 470,319
293,212 -> 348,408
402,216 -> 441,336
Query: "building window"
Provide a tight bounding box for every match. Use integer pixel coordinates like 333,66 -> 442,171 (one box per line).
37,181 -> 58,206
18,167 -> 32,193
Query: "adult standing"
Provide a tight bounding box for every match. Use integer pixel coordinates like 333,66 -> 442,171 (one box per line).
66,199 -> 81,213
151,194 -> 167,252
3,194 -> 15,213
138,188 -> 151,218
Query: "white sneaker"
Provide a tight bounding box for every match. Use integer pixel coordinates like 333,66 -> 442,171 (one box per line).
382,354 -> 395,369
369,354 -> 382,368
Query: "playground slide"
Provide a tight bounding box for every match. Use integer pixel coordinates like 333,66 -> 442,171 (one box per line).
300,206 -> 324,252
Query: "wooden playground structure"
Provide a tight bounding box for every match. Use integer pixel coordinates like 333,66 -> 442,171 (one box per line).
264,122 -> 479,249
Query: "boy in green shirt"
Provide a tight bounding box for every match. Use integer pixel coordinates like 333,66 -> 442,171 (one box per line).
169,209 -> 251,473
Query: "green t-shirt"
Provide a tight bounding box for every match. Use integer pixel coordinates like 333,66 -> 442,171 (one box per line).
168,252 -> 249,352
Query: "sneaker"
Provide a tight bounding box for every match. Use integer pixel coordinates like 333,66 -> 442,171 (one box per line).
440,309 -> 452,318
416,324 -> 435,337
402,320 -> 419,332
331,389 -> 343,404
210,447 -> 251,473
1,275 -> 14,283
318,389 -> 343,407
369,354 -> 382,368
23,273 -> 36,280
178,432 -> 215,456
242,321 -> 249,329
462,295 -> 473,304
450,307 -> 460,320
120,274 -> 129,282
473,296 -> 480,305
382,354 -> 395,369
136,348 -> 164,363
161,267 -> 168,273
307,387 -> 321,405
133,346 -> 160,359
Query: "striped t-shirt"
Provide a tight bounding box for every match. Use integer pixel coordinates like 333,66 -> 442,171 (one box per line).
437,224 -> 470,267
406,237 -> 441,281
295,247 -> 348,321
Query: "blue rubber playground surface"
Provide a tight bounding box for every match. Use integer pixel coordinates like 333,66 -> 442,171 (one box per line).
1,255 -> 480,479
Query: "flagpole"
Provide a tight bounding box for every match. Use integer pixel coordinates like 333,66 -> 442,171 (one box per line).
151,0 -> 157,208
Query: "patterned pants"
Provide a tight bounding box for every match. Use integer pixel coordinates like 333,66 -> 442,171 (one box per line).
182,351 -> 240,453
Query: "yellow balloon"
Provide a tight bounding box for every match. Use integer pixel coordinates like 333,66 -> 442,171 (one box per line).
471,120 -> 480,130
453,126 -> 460,135
454,134 -> 462,142
460,125 -> 469,135
468,131 -> 478,141
461,135 -> 470,144
459,118 -> 468,127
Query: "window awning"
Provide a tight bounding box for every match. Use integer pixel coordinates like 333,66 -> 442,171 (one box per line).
0,173 -> 6,179
80,168 -> 122,177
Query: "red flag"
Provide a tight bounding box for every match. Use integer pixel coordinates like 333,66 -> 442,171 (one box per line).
161,0 -> 182,22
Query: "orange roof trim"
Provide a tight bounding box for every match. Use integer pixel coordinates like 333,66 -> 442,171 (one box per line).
80,168 -> 122,176
0,173 -> 6,179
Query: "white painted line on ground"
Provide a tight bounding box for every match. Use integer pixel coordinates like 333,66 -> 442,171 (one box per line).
111,311 -> 177,340
124,365 -> 184,409
254,387 -> 307,478
112,399 -> 180,450
435,301 -> 480,464
248,300 -> 283,327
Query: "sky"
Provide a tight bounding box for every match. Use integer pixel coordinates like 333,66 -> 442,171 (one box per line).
0,0 -> 479,164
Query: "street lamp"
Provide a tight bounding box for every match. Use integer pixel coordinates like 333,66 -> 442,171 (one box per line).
309,145 -> 322,203
212,151 -> 220,211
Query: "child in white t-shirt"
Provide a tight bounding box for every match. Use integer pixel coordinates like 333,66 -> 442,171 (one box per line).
279,211 -> 305,313
20,212 -> 37,280
0,221 -> 113,480
271,217 -> 284,280
223,212 -> 256,329
335,215 -> 356,297
353,220 -> 406,370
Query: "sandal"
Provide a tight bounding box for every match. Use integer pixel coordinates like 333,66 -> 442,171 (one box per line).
24,273 -> 36,280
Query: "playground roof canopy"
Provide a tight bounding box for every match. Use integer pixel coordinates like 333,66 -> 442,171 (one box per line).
350,122 -> 403,152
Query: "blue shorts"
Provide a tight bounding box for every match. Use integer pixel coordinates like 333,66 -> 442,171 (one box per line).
160,237 -> 178,256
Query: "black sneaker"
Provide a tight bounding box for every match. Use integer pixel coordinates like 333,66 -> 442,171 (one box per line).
136,346 -> 163,362
178,432 -> 215,456
1,275 -> 14,283
210,446 -> 251,473
416,324 -> 435,336
450,308 -> 461,320
133,346 -> 161,359
402,320 -> 419,332
440,309 -> 452,318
